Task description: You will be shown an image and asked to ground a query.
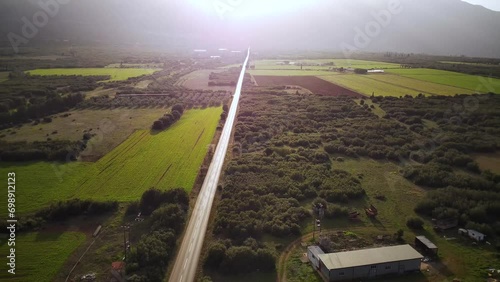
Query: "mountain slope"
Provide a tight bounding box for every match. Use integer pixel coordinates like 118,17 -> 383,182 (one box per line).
0,0 -> 499,57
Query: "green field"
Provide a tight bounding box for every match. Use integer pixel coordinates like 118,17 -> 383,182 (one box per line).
320,75 -> 425,97
25,68 -> 161,82
0,108 -> 167,160
105,63 -> 163,68
0,107 -> 222,216
364,74 -> 475,95
248,59 -> 400,70
0,71 -> 9,83
0,232 -> 85,281
386,68 -> 500,93
440,61 -> 500,67
320,73 -> 479,97
249,69 -> 335,76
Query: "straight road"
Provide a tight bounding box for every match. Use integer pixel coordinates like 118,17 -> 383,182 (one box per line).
169,48 -> 251,282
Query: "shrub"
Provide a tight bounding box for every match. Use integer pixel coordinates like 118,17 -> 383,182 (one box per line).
406,217 -> 424,229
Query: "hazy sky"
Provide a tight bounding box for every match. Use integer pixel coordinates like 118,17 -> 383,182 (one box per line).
463,0 -> 500,11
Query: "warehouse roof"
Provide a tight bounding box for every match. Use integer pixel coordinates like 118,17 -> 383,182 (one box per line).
318,244 -> 423,270
416,236 -> 437,250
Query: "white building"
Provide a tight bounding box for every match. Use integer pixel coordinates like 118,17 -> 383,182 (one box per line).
308,245 -> 325,270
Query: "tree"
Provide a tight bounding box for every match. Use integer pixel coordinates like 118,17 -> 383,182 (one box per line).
150,204 -> 186,234
172,110 -> 181,121
354,68 -> 368,74
406,217 -> 424,229
152,120 -> 164,130
205,242 -> 227,269
172,104 -> 184,114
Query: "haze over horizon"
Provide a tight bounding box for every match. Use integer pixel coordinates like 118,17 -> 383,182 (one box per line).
1,0 -> 500,58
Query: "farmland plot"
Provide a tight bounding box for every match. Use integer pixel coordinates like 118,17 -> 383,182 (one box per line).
26,68 -> 161,82
386,68 -> 500,93
0,108 -> 222,215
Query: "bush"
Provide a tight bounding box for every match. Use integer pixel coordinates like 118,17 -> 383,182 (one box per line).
406,217 -> 424,229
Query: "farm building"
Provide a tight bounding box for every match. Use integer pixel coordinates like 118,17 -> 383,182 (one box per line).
459,229 -> 486,241
415,236 -> 438,256
367,69 -> 385,73
308,245 -> 325,270
317,245 -> 423,281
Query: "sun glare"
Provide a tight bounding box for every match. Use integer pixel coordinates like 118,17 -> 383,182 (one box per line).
188,0 -> 313,20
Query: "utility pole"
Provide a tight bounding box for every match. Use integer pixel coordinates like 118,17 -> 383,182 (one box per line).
121,225 -> 130,261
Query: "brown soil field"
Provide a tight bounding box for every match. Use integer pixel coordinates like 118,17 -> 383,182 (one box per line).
254,75 -> 362,97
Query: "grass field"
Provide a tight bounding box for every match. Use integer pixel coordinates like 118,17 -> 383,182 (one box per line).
0,108 -> 222,216
248,69 -> 335,76
226,59 -> 398,71
84,87 -> 117,99
105,63 -> 163,68
386,68 -> 500,93
0,232 -> 85,281
0,108 -> 166,160
0,71 -> 9,83
244,59 -> 400,70
135,80 -> 153,89
25,68 -> 161,82
176,69 -> 236,91
320,75 -> 426,97
472,153 -> 500,174
440,61 -> 500,67
320,74 -> 479,97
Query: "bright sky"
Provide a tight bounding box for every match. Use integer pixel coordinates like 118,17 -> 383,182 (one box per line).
462,0 -> 500,11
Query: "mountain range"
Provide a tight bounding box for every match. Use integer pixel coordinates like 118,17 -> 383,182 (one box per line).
0,0 -> 499,58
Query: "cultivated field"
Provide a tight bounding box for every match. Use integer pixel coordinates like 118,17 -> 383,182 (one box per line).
249,59 -> 400,70
319,73 -> 477,97
254,75 -> 362,97
440,61 -> 500,67
176,69 -> 237,91
25,68 -> 161,82
320,75 -> 426,97
0,108 -> 167,160
0,107 -> 222,215
248,69 -> 334,76
0,232 -> 85,281
365,74 -> 475,95
105,63 -> 163,68
386,68 -> 500,93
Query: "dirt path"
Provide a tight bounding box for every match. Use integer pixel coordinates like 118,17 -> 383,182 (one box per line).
278,231 -> 322,282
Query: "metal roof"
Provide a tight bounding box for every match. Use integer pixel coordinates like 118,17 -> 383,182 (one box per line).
318,244 -> 423,270
416,236 -> 438,250
308,245 -> 325,256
